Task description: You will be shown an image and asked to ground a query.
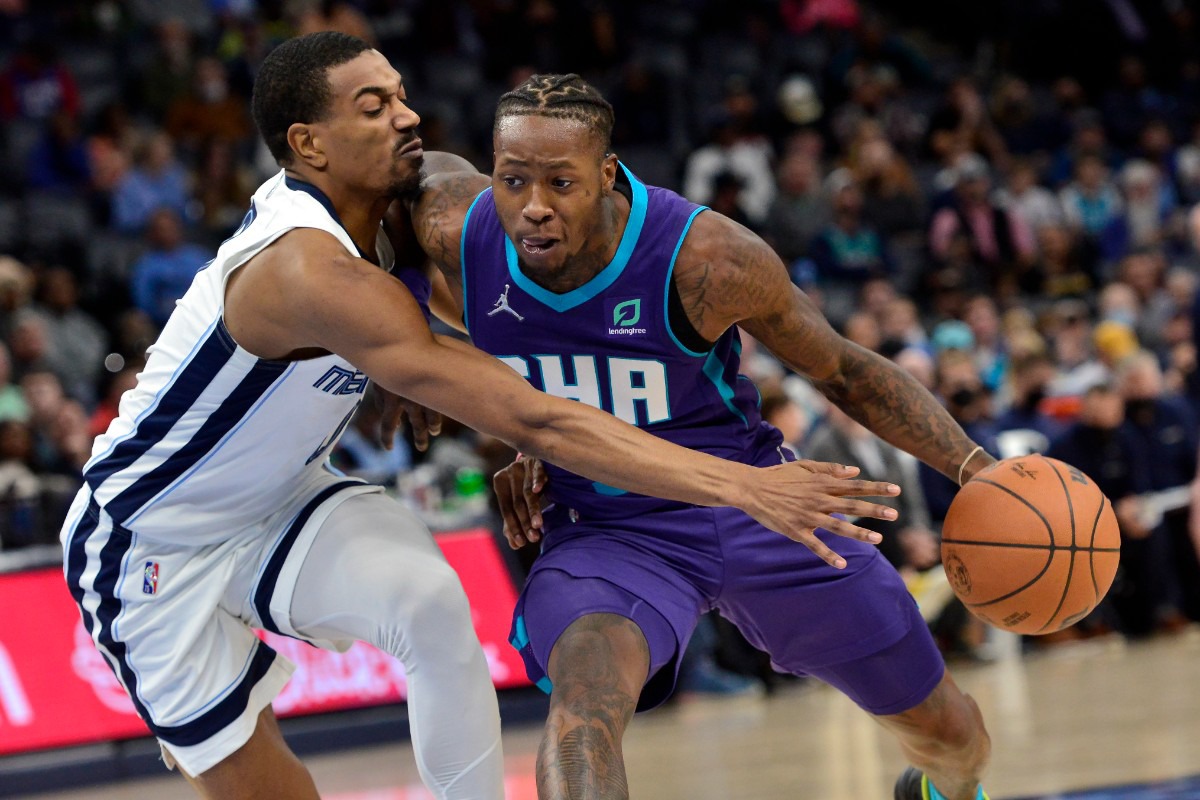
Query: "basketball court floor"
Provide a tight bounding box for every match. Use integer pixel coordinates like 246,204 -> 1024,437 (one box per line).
19,628 -> 1200,799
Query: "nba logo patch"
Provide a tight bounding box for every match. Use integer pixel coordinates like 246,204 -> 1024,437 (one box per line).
143,561 -> 160,595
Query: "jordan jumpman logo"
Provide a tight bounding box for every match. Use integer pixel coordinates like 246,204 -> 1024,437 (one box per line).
488,283 -> 524,321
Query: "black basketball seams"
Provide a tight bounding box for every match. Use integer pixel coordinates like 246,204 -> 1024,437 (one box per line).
949,463 -> 1118,625
1086,494 -> 1108,601
1040,457 -> 1078,633
944,477 -> 1054,546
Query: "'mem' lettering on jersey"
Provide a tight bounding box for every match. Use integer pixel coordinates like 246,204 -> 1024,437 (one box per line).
313,366 -> 368,395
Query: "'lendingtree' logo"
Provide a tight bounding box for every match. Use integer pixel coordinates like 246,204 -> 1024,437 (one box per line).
613,299 -> 641,327
607,297 -> 648,336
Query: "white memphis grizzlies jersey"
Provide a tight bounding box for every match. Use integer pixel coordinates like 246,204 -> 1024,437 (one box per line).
84,171 -> 391,544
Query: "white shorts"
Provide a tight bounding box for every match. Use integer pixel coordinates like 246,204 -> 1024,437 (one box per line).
61,472 -> 383,777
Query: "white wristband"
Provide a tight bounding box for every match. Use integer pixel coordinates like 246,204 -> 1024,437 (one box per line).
958,445 -> 985,487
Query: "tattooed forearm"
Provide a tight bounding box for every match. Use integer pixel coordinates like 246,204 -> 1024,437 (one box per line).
675,212 -> 986,481
817,345 -> 977,479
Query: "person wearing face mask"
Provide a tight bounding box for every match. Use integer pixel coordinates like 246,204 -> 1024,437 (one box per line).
1047,381 -> 1185,637
917,350 -> 1000,527
1115,351 -> 1200,624
993,351 -> 1066,457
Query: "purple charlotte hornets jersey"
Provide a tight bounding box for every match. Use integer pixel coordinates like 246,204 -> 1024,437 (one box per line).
479,167 -> 944,716
462,164 -> 782,519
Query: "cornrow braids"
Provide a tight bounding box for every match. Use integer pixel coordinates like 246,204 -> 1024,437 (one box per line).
494,73 -> 614,155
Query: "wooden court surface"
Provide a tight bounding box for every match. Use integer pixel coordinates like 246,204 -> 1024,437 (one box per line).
26,628 -> 1200,799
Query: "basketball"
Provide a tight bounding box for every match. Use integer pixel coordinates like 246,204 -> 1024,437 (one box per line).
941,454 -> 1121,635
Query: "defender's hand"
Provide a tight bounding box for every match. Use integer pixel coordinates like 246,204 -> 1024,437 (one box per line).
741,459 -> 901,569
378,390 -> 443,452
494,454 -> 548,549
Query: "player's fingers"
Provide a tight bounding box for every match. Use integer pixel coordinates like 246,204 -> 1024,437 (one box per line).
820,478 -> 901,498
833,498 -> 899,522
792,459 -> 859,477
530,457 -> 548,493
493,469 -> 526,548
405,401 -> 431,452
522,466 -> 543,539
786,530 -> 848,569
424,407 -> 443,438
818,515 -> 884,545
499,463 -> 534,539
379,403 -> 403,451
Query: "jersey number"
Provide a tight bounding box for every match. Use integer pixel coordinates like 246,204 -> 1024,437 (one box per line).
498,355 -> 669,426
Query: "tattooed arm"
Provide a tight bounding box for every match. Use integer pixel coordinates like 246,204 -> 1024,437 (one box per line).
385,155 -> 491,323
674,212 -> 996,484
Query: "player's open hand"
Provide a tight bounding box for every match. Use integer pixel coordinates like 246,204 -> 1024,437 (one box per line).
494,454 -> 548,549
745,459 -> 900,569
377,389 -> 443,452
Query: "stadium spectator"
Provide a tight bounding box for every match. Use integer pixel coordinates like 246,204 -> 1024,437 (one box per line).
764,151 -> 828,266
24,267 -> 107,406
0,37 -> 80,122
110,130 -> 191,234
808,169 -> 892,324
683,100 -> 776,226
1047,382 -> 1184,637
138,18 -> 196,121
129,207 -> 213,327
929,153 -> 1036,297
1115,351 -> 1200,623
0,343 -> 28,424
164,56 -> 254,157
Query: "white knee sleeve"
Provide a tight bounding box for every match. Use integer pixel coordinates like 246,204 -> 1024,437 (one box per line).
289,493 -> 504,799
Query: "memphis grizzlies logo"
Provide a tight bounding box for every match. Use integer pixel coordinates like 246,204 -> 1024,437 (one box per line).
606,296 -> 648,337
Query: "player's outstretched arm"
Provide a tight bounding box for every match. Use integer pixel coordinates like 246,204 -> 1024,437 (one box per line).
240,230 -> 899,568
674,212 -> 996,484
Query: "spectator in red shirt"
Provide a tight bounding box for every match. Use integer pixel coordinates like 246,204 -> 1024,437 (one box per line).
0,37 -> 79,122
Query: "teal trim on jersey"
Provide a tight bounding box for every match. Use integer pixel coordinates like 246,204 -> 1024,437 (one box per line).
740,374 -> 762,408
919,775 -> 988,800
703,344 -> 748,427
460,188 -> 491,332
592,481 -> 628,496
536,675 -> 554,694
663,205 -> 710,357
510,615 -> 530,650
504,163 -> 648,312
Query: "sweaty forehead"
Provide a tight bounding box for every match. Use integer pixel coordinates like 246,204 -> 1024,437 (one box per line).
494,115 -> 603,162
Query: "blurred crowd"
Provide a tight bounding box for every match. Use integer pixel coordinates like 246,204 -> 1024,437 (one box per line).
1,0 -> 1200,656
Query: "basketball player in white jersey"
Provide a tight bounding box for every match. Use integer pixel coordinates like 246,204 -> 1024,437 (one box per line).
62,32 -> 903,799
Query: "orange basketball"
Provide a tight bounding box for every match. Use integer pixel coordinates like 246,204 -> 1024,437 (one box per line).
941,454 -> 1121,635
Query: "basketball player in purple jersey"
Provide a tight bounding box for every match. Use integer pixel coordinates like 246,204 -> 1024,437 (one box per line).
401,74 -> 996,800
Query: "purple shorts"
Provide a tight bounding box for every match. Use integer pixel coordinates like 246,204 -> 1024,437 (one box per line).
509,449 -> 945,715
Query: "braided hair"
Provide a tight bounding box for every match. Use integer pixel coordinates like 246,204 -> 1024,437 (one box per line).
494,74 -> 614,156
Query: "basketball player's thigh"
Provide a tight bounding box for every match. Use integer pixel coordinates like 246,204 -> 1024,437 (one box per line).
245,483 -> 459,648
513,532 -> 708,711
716,511 -> 944,715
64,502 -> 298,782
